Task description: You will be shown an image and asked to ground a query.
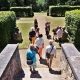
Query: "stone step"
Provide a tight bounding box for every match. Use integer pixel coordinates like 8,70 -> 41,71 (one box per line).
15,68 -> 62,80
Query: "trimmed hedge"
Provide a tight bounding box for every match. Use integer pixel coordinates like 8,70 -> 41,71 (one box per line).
65,10 -> 80,46
0,11 -> 16,48
10,6 -> 34,17
49,6 -> 80,17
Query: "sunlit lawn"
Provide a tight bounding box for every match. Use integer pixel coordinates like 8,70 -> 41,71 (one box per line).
46,16 -> 65,31
16,18 -> 34,49
16,14 -> 65,49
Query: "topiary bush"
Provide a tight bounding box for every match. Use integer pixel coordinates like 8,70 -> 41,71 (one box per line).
0,11 -> 16,48
65,10 -> 80,46
49,6 -> 80,17
10,6 -> 34,17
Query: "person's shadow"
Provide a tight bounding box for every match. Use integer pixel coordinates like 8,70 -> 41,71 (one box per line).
30,71 -> 42,78
15,69 -> 25,80
39,58 -> 47,65
49,68 -> 61,75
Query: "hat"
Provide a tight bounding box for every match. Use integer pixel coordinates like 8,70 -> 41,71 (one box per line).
49,39 -> 53,43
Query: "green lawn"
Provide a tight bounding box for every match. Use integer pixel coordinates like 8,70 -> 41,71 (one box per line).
46,16 -> 65,32
16,18 -> 34,49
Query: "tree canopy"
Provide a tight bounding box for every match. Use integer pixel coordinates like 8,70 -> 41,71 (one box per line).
0,0 -> 80,11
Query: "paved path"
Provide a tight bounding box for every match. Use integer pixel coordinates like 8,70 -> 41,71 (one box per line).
17,13 -> 62,80
15,68 -> 61,80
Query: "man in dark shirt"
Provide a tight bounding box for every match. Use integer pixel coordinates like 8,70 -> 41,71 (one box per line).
29,27 -> 36,44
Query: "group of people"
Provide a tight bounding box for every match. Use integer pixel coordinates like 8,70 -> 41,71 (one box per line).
45,22 -> 68,44
52,26 -> 68,43
29,19 -> 44,60
26,19 -> 57,74
26,39 -> 56,73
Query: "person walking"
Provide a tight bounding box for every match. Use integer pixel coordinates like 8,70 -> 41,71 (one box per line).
45,39 -> 56,69
35,34 -> 44,60
45,22 -> 50,39
29,27 -> 36,44
52,26 -> 59,40
56,27 -> 63,43
34,19 -> 38,30
26,44 -> 37,73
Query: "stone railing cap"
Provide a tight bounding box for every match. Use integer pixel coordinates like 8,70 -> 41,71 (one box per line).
0,44 -> 18,78
69,56 -> 80,80
61,43 -> 80,57
61,43 -> 80,80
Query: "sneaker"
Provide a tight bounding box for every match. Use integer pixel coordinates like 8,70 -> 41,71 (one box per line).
39,57 -> 42,61
40,57 -> 42,59
32,70 -> 38,74
49,68 -> 52,71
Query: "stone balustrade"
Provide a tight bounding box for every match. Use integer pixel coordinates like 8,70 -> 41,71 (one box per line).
0,44 -> 22,80
61,43 -> 80,80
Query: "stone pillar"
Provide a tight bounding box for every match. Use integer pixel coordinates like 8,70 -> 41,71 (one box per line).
0,44 -> 22,80
60,43 -> 80,80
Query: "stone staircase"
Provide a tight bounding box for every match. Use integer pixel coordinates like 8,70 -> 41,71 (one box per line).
15,49 -> 62,80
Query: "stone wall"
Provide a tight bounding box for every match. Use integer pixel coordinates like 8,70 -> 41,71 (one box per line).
60,43 -> 80,80
0,44 -> 22,80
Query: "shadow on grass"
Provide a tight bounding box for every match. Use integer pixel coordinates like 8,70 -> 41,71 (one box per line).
16,17 -> 20,20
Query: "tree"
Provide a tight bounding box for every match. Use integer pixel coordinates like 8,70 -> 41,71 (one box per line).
24,0 -> 29,5
15,0 -> 23,6
75,0 -> 80,5
0,0 -> 10,10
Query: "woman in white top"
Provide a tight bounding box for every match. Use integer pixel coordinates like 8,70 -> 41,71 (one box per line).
35,34 -> 44,59
45,39 -> 56,69
56,27 -> 63,43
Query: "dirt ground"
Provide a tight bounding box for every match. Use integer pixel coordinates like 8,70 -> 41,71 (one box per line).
19,13 -> 61,69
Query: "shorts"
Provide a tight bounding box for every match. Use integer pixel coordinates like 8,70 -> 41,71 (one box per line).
28,62 -> 36,69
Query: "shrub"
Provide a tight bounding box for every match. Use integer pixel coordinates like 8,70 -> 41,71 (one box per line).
65,10 -> 80,46
10,6 -> 34,17
49,6 -> 80,17
0,11 -> 16,48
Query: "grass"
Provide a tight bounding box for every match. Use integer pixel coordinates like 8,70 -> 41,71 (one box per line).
46,16 -> 65,31
16,18 -> 34,49
34,11 -> 47,14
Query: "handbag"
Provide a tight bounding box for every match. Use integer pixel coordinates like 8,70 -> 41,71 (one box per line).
46,46 -> 54,58
27,60 -> 33,65
27,51 -> 35,65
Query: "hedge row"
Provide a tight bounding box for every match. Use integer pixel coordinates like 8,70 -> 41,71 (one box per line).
0,11 -> 16,48
10,7 -> 34,17
49,6 -> 80,17
65,10 -> 80,46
